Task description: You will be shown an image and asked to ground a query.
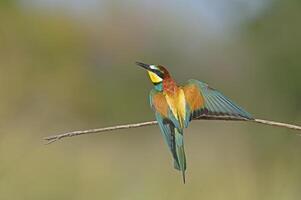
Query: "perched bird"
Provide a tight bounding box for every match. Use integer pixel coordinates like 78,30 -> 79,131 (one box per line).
136,62 -> 253,183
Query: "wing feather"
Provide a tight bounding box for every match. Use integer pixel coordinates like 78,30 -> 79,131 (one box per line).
150,89 -> 169,117
150,89 -> 182,170
183,79 -> 253,121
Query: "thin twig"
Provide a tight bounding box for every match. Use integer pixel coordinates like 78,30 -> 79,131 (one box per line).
44,118 -> 301,144
44,121 -> 158,145
253,119 -> 301,131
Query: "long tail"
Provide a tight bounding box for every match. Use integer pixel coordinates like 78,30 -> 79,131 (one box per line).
174,128 -> 186,184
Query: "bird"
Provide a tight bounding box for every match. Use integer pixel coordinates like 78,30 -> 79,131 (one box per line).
136,61 -> 253,183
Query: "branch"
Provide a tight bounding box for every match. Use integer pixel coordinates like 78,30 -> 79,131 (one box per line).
44,118 -> 301,144
253,119 -> 301,131
44,121 -> 158,144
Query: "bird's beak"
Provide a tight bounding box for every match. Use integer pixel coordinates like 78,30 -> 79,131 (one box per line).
136,61 -> 153,72
136,61 -> 164,79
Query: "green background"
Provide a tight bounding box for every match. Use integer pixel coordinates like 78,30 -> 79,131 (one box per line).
0,1 -> 300,199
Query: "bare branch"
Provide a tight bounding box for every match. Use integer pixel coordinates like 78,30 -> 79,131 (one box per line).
44,121 -> 158,144
44,118 -> 301,144
253,119 -> 301,131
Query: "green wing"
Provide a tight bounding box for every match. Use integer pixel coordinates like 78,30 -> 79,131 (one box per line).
150,89 -> 186,182
184,79 -> 253,121
155,113 -> 186,183
155,113 -> 179,166
149,90 -> 179,165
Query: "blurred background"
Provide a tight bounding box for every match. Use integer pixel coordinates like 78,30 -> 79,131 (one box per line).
0,0 -> 301,199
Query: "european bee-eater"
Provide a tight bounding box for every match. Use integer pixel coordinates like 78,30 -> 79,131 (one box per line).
136,62 -> 253,183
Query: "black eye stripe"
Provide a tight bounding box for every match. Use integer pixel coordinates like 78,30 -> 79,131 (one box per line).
154,81 -> 162,85
154,70 -> 164,78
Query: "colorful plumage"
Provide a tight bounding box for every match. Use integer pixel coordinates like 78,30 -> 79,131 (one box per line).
137,62 -> 253,183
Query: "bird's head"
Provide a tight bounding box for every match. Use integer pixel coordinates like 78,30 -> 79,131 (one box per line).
136,62 -> 170,89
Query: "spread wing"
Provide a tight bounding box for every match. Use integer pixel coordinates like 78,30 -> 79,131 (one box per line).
183,79 -> 253,121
